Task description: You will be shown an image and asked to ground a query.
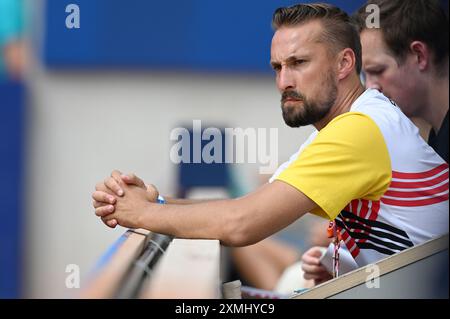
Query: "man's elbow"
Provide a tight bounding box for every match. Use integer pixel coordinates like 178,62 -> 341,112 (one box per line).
221,230 -> 252,247
220,207 -> 260,247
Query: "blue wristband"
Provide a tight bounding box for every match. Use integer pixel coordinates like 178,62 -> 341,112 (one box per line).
157,195 -> 165,204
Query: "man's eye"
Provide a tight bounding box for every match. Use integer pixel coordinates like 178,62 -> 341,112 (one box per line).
295,59 -> 306,65
272,65 -> 281,72
367,69 -> 384,75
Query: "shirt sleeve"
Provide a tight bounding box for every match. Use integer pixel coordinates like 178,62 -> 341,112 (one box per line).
276,112 -> 391,220
269,131 -> 318,183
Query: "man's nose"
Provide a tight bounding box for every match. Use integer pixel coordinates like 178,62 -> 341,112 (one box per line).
365,75 -> 382,92
277,67 -> 295,91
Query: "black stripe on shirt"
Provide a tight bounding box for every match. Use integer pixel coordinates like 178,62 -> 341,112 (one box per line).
340,210 -> 410,239
335,218 -> 414,248
336,224 -> 410,252
356,242 -> 397,255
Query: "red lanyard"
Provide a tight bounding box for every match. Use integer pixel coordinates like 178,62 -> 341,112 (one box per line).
327,220 -> 341,278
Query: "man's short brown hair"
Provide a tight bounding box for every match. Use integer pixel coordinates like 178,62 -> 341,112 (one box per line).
272,3 -> 362,74
353,0 -> 449,76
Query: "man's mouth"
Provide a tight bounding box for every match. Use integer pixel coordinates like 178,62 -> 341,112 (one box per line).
283,98 -> 303,103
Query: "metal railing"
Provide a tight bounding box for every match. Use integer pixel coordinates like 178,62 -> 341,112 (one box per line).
80,229 -> 221,299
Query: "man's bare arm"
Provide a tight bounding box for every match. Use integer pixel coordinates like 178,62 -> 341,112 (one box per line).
164,197 -> 218,205
102,180 -> 317,247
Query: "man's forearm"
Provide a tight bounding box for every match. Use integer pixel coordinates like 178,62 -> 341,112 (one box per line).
139,198 -> 244,246
138,182 -> 314,247
164,196 -> 219,205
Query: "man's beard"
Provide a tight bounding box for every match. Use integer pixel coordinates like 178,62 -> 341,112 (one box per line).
281,71 -> 338,128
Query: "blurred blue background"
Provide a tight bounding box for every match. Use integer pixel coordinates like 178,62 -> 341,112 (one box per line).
43,0 -> 363,71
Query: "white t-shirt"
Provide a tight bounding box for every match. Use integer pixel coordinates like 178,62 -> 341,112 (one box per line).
271,89 -> 449,268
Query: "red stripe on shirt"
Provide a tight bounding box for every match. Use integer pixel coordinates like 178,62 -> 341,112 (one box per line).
350,245 -> 360,258
381,194 -> 449,207
341,230 -> 360,258
384,183 -> 449,198
359,199 -> 369,219
351,200 -> 364,235
351,200 -> 359,216
392,163 -> 448,179
390,172 -> 448,189
368,200 -> 380,221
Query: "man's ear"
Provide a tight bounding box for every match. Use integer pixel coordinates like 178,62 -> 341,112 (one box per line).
410,41 -> 430,72
337,48 -> 356,80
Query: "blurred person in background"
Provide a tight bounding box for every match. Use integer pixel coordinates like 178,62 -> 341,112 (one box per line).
229,218 -> 331,292
0,0 -> 27,81
300,0 -> 449,286
225,173 -> 330,292
354,0 -> 448,163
